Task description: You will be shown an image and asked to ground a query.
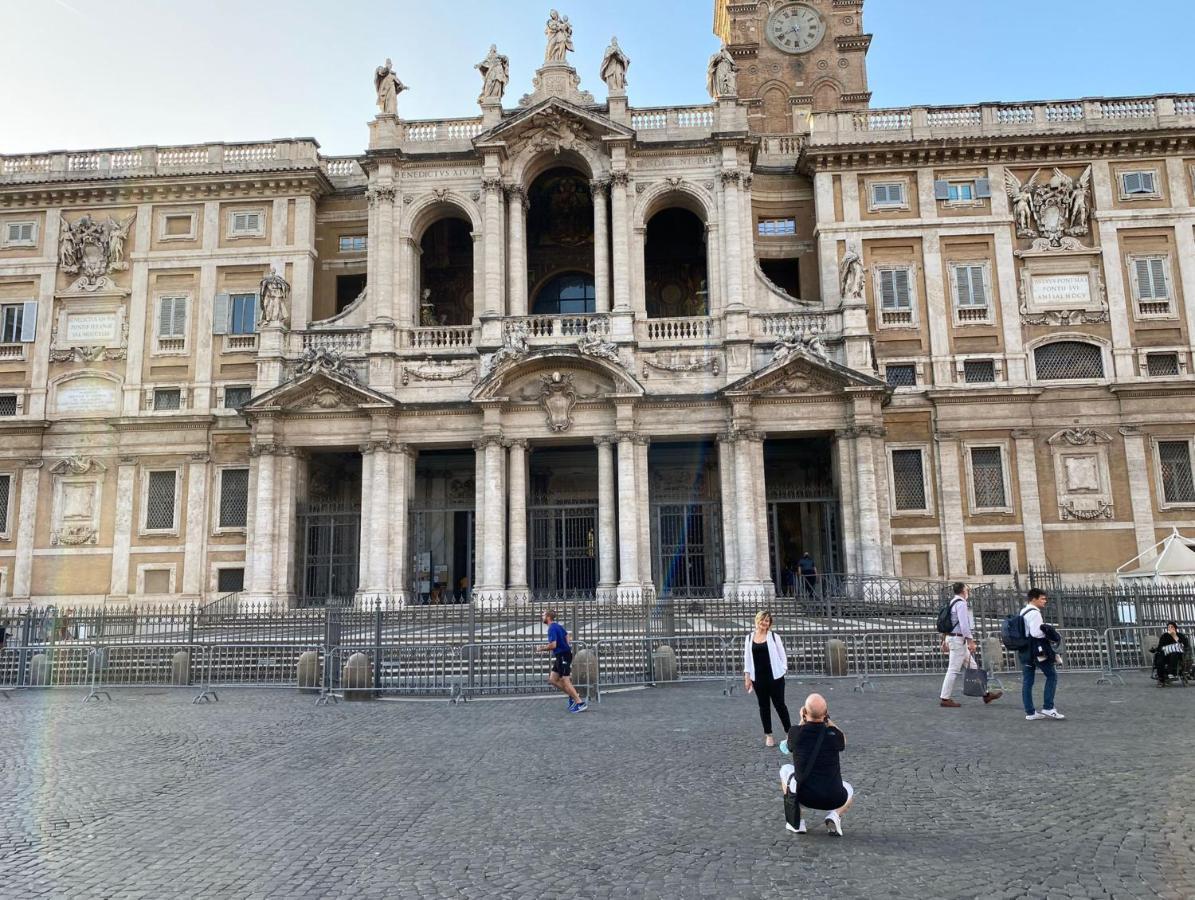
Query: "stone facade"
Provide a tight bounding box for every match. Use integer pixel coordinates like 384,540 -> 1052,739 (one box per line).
2,1 -> 1195,606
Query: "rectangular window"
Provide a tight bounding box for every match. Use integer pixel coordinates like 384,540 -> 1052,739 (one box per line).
338,234 -> 367,253
980,549 -> 1012,576
156,296 -> 188,339
952,264 -> 989,322
757,218 -> 796,237
877,268 -> 914,325
891,448 -> 928,512
1158,440 -> 1195,504
1132,256 -> 1171,316
948,182 -> 975,201
970,446 -> 1008,509
1121,170 -> 1158,196
218,468 -> 249,529
4,222 -> 35,246
963,359 -> 996,383
145,470 -> 177,531
223,385 -> 252,409
229,294 -> 257,335
885,363 -> 917,387
0,305 -> 23,344
0,473 -> 10,534
870,182 -> 906,208
1146,353 -> 1180,377
217,567 -> 245,593
0,394 -> 17,416
153,388 -> 181,411
229,210 -> 263,236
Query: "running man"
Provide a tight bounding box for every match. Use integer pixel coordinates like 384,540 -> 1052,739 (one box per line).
539,608 -> 587,713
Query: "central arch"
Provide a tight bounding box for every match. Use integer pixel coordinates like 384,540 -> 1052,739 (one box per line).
526,166 -> 597,314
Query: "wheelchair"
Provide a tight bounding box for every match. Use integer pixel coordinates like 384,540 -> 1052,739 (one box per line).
1150,638 -> 1192,687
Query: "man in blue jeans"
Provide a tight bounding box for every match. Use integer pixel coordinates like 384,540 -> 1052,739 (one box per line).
1020,588 -> 1065,721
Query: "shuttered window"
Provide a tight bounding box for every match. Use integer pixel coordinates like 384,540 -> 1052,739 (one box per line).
1132,256 -> 1171,316
0,305 -> 23,343
145,470 -> 177,531
891,449 -> 928,511
953,264 -> 989,322
157,296 -> 188,338
1121,171 -> 1157,196
1158,441 -> 1195,505
230,211 -> 262,235
229,294 -> 257,335
219,468 -> 249,529
877,268 -> 914,325
871,182 -> 905,207
5,222 -> 35,245
970,446 -> 1007,509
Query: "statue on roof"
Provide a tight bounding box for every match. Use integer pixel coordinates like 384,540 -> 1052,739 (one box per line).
374,58 -> 407,116
477,44 -> 510,102
544,9 -> 574,63
600,37 -> 630,93
707,46 -> 738,99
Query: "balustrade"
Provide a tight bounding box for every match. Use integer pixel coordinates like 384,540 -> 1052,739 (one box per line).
753,312 -> 830,338
630,106 -> 716,135
405,325 -> 476,350
640,316 -> 716,343
508,314 -> 609,340
300,329 -> 368,354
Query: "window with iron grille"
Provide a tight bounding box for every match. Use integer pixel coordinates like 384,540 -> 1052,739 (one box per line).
0,474 -> 10,534
1147,353 -> 1180,377
1121,170 -> 1158,196
870,182 -> 906,207
877,267 -> 914,325
219,468 -> 249,529
980,549 -> 1012,576
0,394 -> 17,416
885,364 -> 917,387
217,567 -> 245,592
153,388 -> 181,411
145,470 -> 177,531
1131,256 -> 1172,316
891,448 -> 927,511
952,264 -> 990,322
970,446 -> 1007,509
757,218 -> 796,237
1158,440 -> 1195,505
963,359 -> 996,383
223,385 -> 252,409
1034,341 -> 1104,380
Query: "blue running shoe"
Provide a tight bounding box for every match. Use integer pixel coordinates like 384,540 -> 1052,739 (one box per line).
570,701 -> 588,713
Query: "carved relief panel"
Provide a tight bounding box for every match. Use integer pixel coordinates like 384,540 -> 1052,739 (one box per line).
1048,428 -> 1113,520
50,456 -> 106,545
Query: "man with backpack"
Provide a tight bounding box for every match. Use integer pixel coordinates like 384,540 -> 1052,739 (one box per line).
937,582 -> 1002,707
1017,589 -> 1064,721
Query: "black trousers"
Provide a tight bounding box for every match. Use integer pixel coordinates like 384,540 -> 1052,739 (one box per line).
1155,651 -> 1183,681
752,674 -> 792,735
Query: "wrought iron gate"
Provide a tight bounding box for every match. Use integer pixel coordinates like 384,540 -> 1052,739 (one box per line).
529,502 -> 597,596
296,501 -> 360,606
651,501 -> 723,596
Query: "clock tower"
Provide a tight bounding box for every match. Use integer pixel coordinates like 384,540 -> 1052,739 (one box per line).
713,0 -> 872,132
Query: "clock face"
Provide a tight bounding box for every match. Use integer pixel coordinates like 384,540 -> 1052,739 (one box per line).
767,3 -> 826,54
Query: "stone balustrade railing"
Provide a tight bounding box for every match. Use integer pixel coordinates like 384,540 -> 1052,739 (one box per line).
629,106 -> 717,138
405,325 -> 477,350
507,313 -> 610,341
321,157 -> 365,180
0,140 -> 326,183
758,134 -> 805,162
636,316 -> 718,344
752,311 -> 840,339
810,94 -> 1195,144
298,329 -> 369,355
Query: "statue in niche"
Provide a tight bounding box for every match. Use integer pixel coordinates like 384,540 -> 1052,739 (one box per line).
839,243 -> 865,300
258,266 -> 291,327
544,9 -> 574,63
706,47 -> 738,99
476,44 -> 509,101
600,36 -> 630,93
420,288 -> 439,326
374,58 -> 407,116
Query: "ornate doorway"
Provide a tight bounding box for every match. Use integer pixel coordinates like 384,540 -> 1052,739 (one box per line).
649,443 -> 723,597
296,452 -> 362,606
527,445 -> 598,598
763,437 -> 843,593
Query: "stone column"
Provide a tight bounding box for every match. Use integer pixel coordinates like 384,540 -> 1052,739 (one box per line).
716,435 -> 739,593
390,444 -> 415,605
1121,427 -> 1158,557
592,179 -> 611,313
595,436 -> 617,597
507,439 -> 529,596
635,435 -> 652,585
480,435 -> 507,598
11,461 -> 40,603
506,186 -> 528,318
482,176 -> 505,318
732,430 -> 764,591
1013,431 -> 1047,571
473,440 -> 486,590
615,432 -> 640,593
367,185 -> 397,322
272,451 -> 299,606
181,454 -> 209,599
721,171 -> 745,307
108,457 -> 137,599
833,434 -> 860,575
610,172 -> 632,311
245,444 -> 277,604
357,445 -> 375,596
363,441 -> 392,599
934,433 -> 968,578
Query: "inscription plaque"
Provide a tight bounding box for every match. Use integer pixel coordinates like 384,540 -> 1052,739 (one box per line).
55,378 -> 119,414
1031,274 -> 1091,307
65,312 -> 117,343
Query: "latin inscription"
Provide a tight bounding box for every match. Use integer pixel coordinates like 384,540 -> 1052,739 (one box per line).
1032,274 -> 1091,306
55,379 -> 118,414
65,312 -> 118,343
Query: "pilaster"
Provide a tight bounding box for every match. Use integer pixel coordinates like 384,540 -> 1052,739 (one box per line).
1012,432 -> 1047,570
934,433 -> 968,578
181,454 -> 209,599
1121,427 -> 1158,558
12,460 -> 40,603
507,439 -> 529,595
108,457 -> 137,600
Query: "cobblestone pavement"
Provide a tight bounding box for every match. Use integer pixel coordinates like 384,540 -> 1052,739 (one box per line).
1,672 -> 1193,899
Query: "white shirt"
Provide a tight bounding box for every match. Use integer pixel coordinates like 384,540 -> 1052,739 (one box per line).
1021,605 -> 1045,638
743,631 -> 789,681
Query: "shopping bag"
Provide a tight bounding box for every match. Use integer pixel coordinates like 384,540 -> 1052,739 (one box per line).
963,663 -> 988,698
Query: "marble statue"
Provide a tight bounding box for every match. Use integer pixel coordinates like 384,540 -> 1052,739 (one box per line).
707,47 -> 737,99
481,322 -> 530,379
544,9 -> 574,63
258,266 -> 291,327
839,244 -> 865,300
374,58 -> 407,115
420,288 -> 438,326
1004,165 -> 1094,247
577,330 -> 621,364
476,44 -> 509,101
57,212 -> 136,291
600,37 -> 630,93
105,215 -> 133,268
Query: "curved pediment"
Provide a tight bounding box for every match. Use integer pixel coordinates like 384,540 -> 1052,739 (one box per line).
721,349 -> 888,399
470,348 -> 643,402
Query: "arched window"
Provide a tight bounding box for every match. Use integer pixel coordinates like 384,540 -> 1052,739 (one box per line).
419,218 -> 474,326
645,207 -> 708,318
1034,341 -> 1105,380
532,272 -> 596,315
526,168 -> 595,307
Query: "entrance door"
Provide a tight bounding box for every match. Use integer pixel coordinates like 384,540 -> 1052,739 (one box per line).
529,503 -> 597,597
767,501 -> 842,595
296,501 -> 361,605
652,502 -> 722,596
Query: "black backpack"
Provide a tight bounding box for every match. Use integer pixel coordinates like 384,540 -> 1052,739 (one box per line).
935,598 -> 961,635
1000,610 -> 1031,650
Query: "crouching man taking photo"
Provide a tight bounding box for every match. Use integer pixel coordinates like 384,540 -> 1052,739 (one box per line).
778,692 -> 855,837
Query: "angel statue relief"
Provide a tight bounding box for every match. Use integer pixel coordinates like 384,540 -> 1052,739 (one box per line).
1067,167 -> 1092,233
600,37 -> 631,93
544,10 -> 574,63
1004,169 -> 1040,236
476,44 -> 509,101
374,58 -> 407,116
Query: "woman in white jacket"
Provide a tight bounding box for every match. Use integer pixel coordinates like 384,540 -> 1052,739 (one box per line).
743,610 -> 791,746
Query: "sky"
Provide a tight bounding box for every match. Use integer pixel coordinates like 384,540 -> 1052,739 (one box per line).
2,0 -> 1194,156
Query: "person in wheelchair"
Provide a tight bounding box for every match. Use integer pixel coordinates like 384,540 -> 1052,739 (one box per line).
1153,622 -> 1191,686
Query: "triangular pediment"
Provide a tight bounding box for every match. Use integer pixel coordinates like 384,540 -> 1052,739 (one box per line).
475,98 -> 633,151
720,350 -> 888,399
242,370 -> 398,416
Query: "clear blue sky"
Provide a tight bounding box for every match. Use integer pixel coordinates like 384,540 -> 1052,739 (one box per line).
3,0 -> 1193,156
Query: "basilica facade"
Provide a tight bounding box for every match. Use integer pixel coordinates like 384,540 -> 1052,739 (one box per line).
1,0 -> 1194,607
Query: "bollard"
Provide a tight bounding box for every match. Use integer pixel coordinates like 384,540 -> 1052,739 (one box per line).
651,644 -> 678,682
983,637 -> 1004,672
29,653 -> 49,686
171,650 -> 191,686
825,638 -> 847,677
297,650 -> 322,693
341,652 -> 373,701
572,648 -> 598,688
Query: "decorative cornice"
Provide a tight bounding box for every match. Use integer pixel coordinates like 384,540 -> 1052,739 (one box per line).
366,186 -> 397,206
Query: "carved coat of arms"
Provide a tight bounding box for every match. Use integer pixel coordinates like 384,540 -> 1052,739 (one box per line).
1004,166 -> 1092,251
538,370 -> 577,431
58,213 -> 135,292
